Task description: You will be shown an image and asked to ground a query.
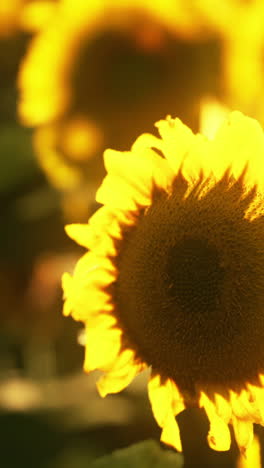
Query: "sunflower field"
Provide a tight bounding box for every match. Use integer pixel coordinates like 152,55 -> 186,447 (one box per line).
1,1 -> 264,467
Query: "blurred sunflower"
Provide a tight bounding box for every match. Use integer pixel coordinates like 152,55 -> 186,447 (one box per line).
196,0 -> 264,120
18,0 -> 219,205
0,0 -> 57,36
63,111 -> 264,454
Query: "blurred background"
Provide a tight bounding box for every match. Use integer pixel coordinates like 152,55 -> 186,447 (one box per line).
1,1 -> 264,467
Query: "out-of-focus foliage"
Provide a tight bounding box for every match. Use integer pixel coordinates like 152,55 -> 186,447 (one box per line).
90,440 -> 184,468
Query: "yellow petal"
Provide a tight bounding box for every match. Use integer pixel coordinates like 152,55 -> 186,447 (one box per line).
161,412 -> 182,452
97,145 -> 175,209
104,149 -> 154,194
63,266 -> 113,321
97,357 -> 142,397
84,327 -> 122,372
148,375 -> 172,427
88,206 -> 116,229
237,434 -> 261,468
230,389 -> 262,423
85,313 -> 117,331
71,287 -> 112,321
207,417 -> 231,452
76,266 -> 115,288
74,252 -> 115,278
247,383 -> 264,424
97,173 -> 151,209
214,393 -> 232,423
68,227 -> 117,258
96,174 -> 142,210
86,208 -> 133,250
148,375 -> 184,452
72,217 -> 133,255
232,417 -> 254,454
131,146 -> 175,193
131,133 -> 164,154
155,115 -> 196,173
200,392 -> 231,451
212,111 -> 264,190
170,380 -> 185,415
156,115 -> 213,183
88,206 -> 136,238
65,223 -> 95,249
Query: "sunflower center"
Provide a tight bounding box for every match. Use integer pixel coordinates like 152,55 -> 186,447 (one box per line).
166,238 -> 225,316
113,174 -> 264,398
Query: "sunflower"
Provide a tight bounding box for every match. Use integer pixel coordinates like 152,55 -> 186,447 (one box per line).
18,0 -> 205,122
18,0 -> 219,206
62,111 -> 264,454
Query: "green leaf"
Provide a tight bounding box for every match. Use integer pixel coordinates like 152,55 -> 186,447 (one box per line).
90,440 -> 184,468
